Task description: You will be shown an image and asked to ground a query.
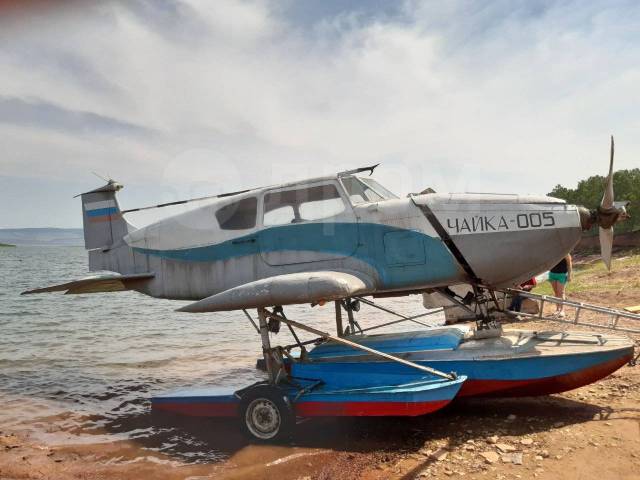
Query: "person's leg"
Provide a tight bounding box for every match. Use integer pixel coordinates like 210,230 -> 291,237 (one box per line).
556,279 -> 566,316
550,280 -> 562,313
510,294 -> 523,312
550,280 -> 557,296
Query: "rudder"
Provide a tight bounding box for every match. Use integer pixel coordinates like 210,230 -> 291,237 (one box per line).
79,180 -> 144,275
80,180 -> 130,250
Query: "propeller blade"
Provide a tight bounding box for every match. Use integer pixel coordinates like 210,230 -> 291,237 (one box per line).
599,226 -> 614,271
601,135 -> 615,210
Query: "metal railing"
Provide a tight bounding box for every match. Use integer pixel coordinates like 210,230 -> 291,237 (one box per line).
498,288 -> 640,335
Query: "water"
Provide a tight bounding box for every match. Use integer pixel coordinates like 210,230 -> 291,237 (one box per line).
0,246 -> 444,463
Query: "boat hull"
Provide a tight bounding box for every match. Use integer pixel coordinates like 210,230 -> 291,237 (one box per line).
153,389 -> 239,417
152,377 -> 466,418
294,377 -> 465,417
294,399 -> 450,417
152,328 -> 635,419
458,354 -> 633,397
300,329 -> 635,398
458,354 -> 632,397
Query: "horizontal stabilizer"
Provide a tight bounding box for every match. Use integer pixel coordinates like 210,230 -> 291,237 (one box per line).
21,273 -> 154,295
178,271 -> 374,313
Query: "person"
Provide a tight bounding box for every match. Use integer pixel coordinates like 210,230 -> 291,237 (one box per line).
549,254 -> 572,317
509,277 -> 537,312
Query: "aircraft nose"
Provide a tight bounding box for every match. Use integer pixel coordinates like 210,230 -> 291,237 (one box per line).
413,194 -> 584,287
454,209 -> 582,287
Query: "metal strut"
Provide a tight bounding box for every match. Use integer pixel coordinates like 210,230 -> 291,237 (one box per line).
264,309 -> 457,381
256,308 -> 288,384
279,299 -> 446,349
355,297 -> 442,330
342,299 -> 362,334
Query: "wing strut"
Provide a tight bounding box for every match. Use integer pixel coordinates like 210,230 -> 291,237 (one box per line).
263,308 -> 457,381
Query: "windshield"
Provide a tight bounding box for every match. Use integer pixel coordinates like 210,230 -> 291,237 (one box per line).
341,176 -> 399,204
359,178 -> 398,200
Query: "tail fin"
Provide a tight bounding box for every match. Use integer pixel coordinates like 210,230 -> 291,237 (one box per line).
80,180 -> 130,249
20,182 -> 151,295
79,180 -> 140,274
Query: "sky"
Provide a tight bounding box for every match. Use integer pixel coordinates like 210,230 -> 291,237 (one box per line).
0,0 -> 639,228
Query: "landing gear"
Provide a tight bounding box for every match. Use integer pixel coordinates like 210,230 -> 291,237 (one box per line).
236,304 -> 461,443
425,285 -> 504,331
239,308 -> 295,442
238,384 -> 294,442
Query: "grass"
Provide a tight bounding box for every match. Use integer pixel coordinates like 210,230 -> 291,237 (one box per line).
533,248 -> 640,296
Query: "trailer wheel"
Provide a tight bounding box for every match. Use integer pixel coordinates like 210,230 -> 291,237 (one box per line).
239,385 -> 294,442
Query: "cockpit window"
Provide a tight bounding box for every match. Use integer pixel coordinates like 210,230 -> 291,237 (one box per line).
341,176 -> 398,204
216,196 -> 257,230
263,183 -> 346,226
359,178 -> 398,200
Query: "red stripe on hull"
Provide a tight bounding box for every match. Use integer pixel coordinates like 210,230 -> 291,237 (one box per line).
295,399 -> 450,417
458,354 -> 632,398
154,400 -> 451,418
153,402 -> 238,417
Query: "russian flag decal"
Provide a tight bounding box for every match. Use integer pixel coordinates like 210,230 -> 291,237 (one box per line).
85,200 -> 119,222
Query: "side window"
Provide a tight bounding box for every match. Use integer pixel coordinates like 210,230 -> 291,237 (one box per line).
263,184 -> 346,226
299,196 -> 344,220
264,205 -> 295,226
215,197 -> 257,230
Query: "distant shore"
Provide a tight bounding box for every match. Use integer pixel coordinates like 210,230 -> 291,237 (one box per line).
0,243 -> 16,247
0,228 -> 83,246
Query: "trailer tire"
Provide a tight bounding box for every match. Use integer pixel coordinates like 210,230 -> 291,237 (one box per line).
238,385 -> 294,442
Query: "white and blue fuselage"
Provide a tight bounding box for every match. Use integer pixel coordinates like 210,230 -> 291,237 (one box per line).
85,173 -> 583,303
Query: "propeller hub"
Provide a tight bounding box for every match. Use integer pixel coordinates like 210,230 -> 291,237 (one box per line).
577,204 -> 629,232
597,207 -> 622,230
578,206 -> 595,231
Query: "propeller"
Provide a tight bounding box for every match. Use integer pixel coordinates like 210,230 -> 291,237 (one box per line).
599,225 -> 614,271
598,136 -> 616,270
92,171 -> 114,183
579,136 -> 630,271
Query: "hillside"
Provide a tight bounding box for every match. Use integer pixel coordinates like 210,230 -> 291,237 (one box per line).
0,228 -> 83,246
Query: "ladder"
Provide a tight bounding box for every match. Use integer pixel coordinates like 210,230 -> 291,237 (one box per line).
496,288 -> 640,335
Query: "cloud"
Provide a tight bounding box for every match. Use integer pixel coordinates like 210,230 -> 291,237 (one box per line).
2,45 -> 123,97
271,0 -> 409,33
1,0 -> 640,227
0,96 -> 155,137
116,0 -> 211,44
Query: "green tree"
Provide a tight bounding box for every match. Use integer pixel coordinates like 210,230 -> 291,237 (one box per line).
549,169 -> 640,234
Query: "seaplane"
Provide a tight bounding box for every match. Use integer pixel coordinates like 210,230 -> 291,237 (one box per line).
24,137 -> 638,442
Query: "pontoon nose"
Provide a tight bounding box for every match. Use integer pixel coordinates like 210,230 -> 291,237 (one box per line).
413,194 -> 583,287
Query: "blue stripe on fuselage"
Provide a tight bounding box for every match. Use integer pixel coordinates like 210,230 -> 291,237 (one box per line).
131,222 -> 461,289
